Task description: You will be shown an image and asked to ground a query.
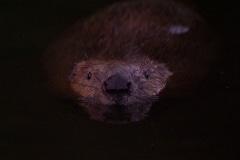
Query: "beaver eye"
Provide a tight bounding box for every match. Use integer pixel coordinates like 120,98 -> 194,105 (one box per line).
87,72 -> 92,80
143,71 -> 149,79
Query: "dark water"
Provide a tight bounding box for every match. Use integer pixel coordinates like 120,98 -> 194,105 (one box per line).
1,0 -> 239,159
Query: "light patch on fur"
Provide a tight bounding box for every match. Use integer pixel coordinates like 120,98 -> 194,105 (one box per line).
169,25 -> 189,35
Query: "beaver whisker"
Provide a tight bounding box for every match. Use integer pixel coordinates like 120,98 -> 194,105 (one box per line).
144,80 -> 158,86
93,74 -> 101,82
130,93 -> 156,102
135,88 -> 153,97
76,83 -> 98,89
130,95 -> 157,105
129,95 -> 147,101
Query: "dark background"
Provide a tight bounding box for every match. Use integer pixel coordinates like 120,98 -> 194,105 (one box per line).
1,0 -> 239,159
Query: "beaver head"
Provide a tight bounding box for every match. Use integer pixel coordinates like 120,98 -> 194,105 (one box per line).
69,55 -> 172,123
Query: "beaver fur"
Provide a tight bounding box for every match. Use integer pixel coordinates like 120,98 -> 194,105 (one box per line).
43,0 -> 217,124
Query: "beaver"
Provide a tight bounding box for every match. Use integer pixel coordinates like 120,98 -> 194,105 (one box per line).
43,0 -> 217,124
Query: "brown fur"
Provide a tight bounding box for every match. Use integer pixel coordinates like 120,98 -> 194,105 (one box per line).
44,0 -> 217,123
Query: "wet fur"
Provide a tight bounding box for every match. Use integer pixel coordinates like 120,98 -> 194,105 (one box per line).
44,0 -> 217,123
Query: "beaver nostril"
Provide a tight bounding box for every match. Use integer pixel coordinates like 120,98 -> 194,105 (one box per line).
104,75 -> 131,94
127,82 -> 131,89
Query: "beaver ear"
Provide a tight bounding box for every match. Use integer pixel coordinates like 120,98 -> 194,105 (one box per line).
68,61 -> 87,81
156,64 -> 173,81
76,61 -> 88,66
68,65 -> 78,81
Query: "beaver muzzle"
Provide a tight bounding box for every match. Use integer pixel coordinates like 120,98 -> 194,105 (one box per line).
104,74 -> 131,95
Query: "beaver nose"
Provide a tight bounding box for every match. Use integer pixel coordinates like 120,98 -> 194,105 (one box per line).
104,75 -> 131,94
